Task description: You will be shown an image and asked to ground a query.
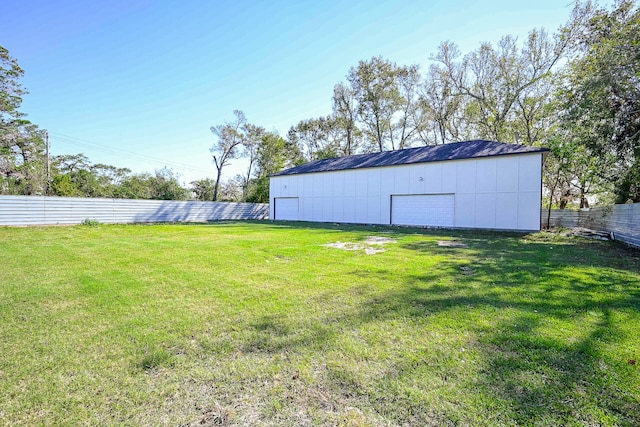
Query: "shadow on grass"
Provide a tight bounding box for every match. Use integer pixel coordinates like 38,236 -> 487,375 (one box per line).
204,219 -> 534,237
242,314 -> 335,354
235,229 -> 640,425
367,237 -> 639,423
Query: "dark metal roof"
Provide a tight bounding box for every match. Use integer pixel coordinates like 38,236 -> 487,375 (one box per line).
272,140 -> 549,177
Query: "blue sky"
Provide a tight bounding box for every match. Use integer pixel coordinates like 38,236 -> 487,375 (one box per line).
3,0 -> 589,184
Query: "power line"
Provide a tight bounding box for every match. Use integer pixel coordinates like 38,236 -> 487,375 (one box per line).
50,131 -> 211,171
48,131 -> 213,175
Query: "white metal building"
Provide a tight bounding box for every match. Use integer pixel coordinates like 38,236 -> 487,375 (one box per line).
269,140 -> 548,231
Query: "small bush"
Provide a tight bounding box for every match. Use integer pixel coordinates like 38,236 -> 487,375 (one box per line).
81,218 -> 101,226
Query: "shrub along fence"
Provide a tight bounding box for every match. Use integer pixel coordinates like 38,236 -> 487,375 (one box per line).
0,196 -> 269,226
542,203 -> 640,248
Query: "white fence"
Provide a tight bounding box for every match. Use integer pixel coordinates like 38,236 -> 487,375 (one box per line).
542,203 -> 640,248
0,196 -> 269,226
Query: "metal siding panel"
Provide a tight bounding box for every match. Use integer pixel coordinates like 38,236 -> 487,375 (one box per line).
367,196 -> 381,224
312,175 -> 323,196
322,197 -> 334,222
302,197 -> 313,221
355,196 -> 368,224
332,171 -> 345,197
518,154 -> 542,193
393,166 -> 410,194
441,163 -> 457,193
475,193 -> 497,228
496,156 -> 519,193
424,163 -> 443,193
0,196 -> 268,226
280,177 -> 290,197
311,197 -> 323,222
409,165 -> 426,195
343,171 -> 356,197
380,195 -> 391,224
496,193 -> 519,229
332,197 -> 344,223
542,204 -> 639,248
321,173 -> 334,198
455,193 -> 475,227
380,167 -> 395,196
517,192 -> 542,230
355,170 -> 368,196
476,158 -> 497,193
456,160 -> 477,194
343,196 -> 356,223
367,169 -> 381,196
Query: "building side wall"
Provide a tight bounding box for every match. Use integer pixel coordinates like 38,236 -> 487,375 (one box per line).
270,153 -> 543,230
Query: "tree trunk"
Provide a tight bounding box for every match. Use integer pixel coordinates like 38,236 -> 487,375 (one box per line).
546,168 -> 562,230
213,167 -> 222,201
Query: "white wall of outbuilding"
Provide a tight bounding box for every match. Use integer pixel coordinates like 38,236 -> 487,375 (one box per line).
270,152 -> 543,231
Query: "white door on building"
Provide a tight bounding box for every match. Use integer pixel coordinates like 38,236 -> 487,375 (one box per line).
274,197 -> 299,221
391,194 -> 455,227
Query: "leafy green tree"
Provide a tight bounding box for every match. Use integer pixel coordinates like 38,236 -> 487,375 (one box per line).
51,174 -> 81,197
246,132 -> 292,203
1,123 -> 47,195
92,164 -> 131,188
287,117 -> 341,161
51,154 -> 104,197
49,158 -> 188,201
240,123 -> 266,200
257,132 -> 289,176
114,168 -> 187,200
148,167 -> 189,200
0,45 -> 24,125
190,178 -> 216,201
0,45 -> 47,195
347,56 -> 403,151
542,132 -> 607,219
559,0 -> 640,202
117,173 -> 154,199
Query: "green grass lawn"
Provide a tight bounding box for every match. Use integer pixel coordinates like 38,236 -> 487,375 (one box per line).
1,221 -> 639,426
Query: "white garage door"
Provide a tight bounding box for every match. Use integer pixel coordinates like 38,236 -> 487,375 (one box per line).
391,194 -> 455,227
274,197 -> 299,221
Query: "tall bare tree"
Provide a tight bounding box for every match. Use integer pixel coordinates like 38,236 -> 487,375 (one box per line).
429,26 -> 572,145
332,83 -> 361,155
210,110 -> 247,201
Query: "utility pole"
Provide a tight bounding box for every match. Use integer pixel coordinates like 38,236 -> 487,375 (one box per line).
45,130 -> 50,195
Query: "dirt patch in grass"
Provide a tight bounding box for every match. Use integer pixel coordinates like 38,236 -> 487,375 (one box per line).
438,240 -> 468,248
363,236 -> 396,245
323,236 -> 397,255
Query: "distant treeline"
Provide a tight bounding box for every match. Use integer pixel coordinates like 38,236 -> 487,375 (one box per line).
2,1 -> 639,206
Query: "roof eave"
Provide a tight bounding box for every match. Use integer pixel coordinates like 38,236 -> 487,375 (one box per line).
271,147 -> 549,177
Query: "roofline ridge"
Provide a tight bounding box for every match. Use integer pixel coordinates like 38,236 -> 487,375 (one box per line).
272,140 -> 549,177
